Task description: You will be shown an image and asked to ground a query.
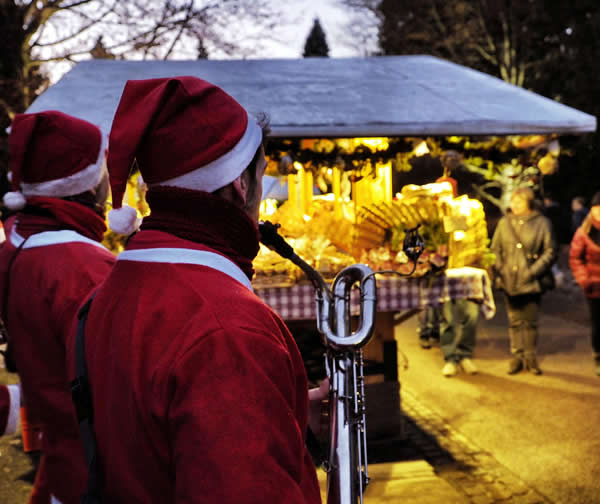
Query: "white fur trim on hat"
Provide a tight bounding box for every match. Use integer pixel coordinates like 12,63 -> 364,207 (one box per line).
108,205 -> 140,235
20,134 -> 108,198
154,116 -> 262,193
4,384 -> 20,436
3,191 -> 27,211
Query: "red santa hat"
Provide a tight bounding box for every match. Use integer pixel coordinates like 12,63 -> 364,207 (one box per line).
3,111 -> 107,211
106,76 -> 263,235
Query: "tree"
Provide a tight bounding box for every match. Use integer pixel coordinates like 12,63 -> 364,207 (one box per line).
303,18 -> 329,57
90,36 -> 115,59
340,0 -> 600,211
342,0 -> 570,87
0,0 -> 280,180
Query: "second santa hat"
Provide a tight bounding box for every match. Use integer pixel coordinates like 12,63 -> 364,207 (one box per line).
107,76 -> 263,234
4,111 -> 106,211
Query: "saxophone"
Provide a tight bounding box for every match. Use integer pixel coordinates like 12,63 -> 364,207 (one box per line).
259,221 -> 377,504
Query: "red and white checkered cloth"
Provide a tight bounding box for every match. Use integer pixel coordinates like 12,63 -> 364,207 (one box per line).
254,266 -> 496,321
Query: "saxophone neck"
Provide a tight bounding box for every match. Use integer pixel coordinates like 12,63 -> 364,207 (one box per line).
258,220 -> 329,293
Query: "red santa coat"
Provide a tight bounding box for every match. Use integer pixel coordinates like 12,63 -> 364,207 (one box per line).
78,230 -> 321,503
0,384 -> 20,436
0,227 -> 116,504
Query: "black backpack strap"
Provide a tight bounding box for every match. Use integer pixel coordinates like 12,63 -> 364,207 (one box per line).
71,293 -> 102,504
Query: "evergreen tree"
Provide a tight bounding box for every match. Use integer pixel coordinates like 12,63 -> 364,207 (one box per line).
197,39 -> 209,59
303,18 -> 330,57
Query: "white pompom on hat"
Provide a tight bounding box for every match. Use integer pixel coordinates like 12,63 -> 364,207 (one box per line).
3,111 -> 107,211
3,191 -> 26,211
108,205 -> 140,235
106,76 -> 262,235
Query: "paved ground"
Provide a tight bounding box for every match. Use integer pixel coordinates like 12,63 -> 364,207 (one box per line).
386,258 -> 600,504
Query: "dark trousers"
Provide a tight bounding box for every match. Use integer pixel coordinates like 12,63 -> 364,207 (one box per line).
417,305 -> 441,340
505,293 -> 542,358
586,297 -> 600,356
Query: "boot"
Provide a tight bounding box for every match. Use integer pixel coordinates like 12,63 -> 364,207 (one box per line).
523,327 -> 541,375
525,355 -> 542,375
507,357 -> 523,375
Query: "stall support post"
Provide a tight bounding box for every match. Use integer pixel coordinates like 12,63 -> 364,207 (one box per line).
333,167 -> 342,219
303,169 -> 313,215
288,173 -> 298,216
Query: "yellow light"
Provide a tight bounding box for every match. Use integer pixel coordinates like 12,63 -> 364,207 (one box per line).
303,214 -> 312,222
456,196 -> 482,216
293,161 -> 304,172
426,181 -> 452,194
454,230 -> 466,241
414,141 -> 430,157
350,137 -> 390,151
259,198 -> 278,217
316,193 -> 335,201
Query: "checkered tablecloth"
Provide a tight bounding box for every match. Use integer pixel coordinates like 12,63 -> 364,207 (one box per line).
254,266 -> 496,321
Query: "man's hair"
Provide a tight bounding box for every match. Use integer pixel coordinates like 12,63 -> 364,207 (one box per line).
214,112 -> 270,197
573,196 -> 586,207
63,174 -> 108,217
511,187 -> 536,209
243,113 -> 271,180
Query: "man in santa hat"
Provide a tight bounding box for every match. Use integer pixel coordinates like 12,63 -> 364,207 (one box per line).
0,110 -> 116,504
72,76 -> 322,503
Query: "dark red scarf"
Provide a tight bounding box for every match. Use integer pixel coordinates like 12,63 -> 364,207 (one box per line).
15,196 -> 107,242
142,187 -> 260,280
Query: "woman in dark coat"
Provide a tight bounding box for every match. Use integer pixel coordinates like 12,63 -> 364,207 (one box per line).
569,192 -> 600,376
491,187 -> 558,375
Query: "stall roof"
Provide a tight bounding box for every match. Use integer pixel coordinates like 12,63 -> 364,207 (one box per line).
27,56 -> 596,137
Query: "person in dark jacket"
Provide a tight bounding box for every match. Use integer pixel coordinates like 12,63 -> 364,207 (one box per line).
569,191 -> 600,376
491,187 -> 557,375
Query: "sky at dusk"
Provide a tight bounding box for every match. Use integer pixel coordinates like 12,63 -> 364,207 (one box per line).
43,0 -> 378,83
255,0 -> 377,59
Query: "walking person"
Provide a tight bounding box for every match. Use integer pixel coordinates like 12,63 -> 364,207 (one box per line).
440,299 -> 480,377
435,153 -> 481,377
72,77 -> 321,503
569,191 -> 600,376
0,111 -> 116,504
491,187 -> 558,375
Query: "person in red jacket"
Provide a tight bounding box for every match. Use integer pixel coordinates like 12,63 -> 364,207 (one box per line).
0,111 -> 116,504
74,77 -> 321,503
569,191 -> 600,376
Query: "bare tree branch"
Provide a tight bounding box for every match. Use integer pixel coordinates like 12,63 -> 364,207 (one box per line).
33,0 -> 119,47
163,0 -> 194,59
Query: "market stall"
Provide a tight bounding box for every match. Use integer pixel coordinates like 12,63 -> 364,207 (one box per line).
252,148 -> 497,381
24,56 -> 595,393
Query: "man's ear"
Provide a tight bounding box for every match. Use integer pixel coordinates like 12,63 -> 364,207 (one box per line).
231,173 -> 249,205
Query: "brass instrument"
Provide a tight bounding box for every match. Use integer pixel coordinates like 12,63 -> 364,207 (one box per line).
259,221 -> 377,504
